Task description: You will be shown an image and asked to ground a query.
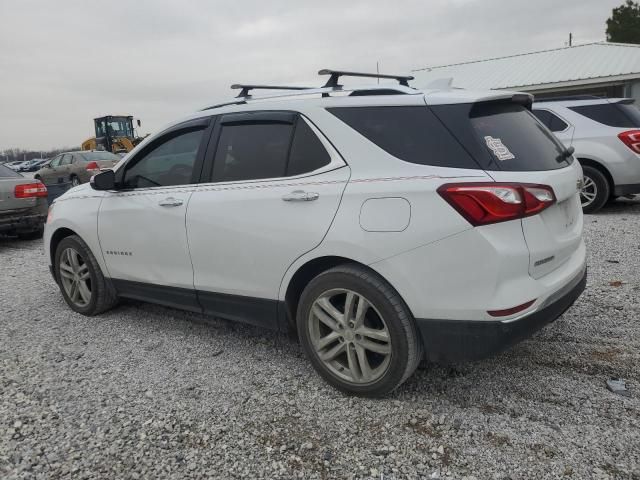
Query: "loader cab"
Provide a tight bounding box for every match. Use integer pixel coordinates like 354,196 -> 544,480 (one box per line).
94,115 -> 135,153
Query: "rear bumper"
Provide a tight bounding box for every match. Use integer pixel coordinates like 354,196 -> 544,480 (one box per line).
0,212 -> 46,233
415,267 -> 587,363
614,183 -> 640,196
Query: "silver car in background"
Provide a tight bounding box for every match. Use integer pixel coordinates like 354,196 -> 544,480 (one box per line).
533,97 -> 640,213
0,163 -> 48,239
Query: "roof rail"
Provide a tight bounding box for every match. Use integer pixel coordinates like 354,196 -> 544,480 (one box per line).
318,69 -> 414,88
231,84 -> 309,98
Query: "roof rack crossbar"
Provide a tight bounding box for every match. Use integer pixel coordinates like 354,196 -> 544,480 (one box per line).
318,69 -> 414,88
231,84 -> 310,98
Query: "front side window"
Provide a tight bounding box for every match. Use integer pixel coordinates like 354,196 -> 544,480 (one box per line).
60,154 -> 72,166
122,128 -> 205,188
49,155 -> 62,168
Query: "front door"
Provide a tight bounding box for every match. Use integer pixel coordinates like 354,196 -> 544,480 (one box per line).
186,112 -> 349,328
97,118 -> 212,310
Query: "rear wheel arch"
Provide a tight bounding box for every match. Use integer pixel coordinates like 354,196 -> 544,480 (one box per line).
577,158 -> 614,193
283,256 -> 412,333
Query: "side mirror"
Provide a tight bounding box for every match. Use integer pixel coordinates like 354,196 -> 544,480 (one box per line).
91,169 -> 116,191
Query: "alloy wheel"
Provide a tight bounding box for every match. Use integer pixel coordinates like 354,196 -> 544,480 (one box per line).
308,289 -> 391,385
580,175 -> 597,208
71,176 -> 80,187
59,247 -> 92,307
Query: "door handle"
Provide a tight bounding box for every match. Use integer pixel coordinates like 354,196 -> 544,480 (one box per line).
158,197 -> 184,207
282,190 -> 320,202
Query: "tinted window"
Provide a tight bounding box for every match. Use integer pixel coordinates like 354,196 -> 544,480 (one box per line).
569,102 -> 640,128
212,123 -> 292,182
0,164 -> 20,178
532,109 -> 552,127
328,106 -> 478,169
287,120 -> 331,176
533,109 -> 569,132
432,102 -> 568,171
80,151 -> 120,162
123,128 -> 204,188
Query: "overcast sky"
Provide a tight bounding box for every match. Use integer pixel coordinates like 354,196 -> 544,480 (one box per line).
0,0 -> 622,151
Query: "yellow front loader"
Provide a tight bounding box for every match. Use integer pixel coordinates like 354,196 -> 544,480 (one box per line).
82,115 -> 146,154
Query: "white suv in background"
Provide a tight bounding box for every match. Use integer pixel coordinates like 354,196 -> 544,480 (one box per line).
45,70 -> 586,396
533,96 -> 640,213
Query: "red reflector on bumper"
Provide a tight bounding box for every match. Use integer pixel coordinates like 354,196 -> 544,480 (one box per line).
487,299 -> 536,317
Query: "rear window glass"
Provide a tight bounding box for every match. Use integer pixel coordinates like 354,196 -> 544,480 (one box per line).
80,152 -> 121,161
327,106 -> 480,169
431,102 -> 569,171
0,164 -> 21,178
568,102 -> 640,128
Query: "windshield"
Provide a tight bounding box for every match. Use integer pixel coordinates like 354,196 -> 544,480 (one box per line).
80,152 -> 120,161
95,117 -> 133,138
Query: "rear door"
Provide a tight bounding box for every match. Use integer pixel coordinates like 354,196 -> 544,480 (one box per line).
432,101 -> 583,278
186,111 -> 349,328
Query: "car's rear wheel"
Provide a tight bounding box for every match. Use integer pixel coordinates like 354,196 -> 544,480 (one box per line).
54,235 -> 118,316
580,165 -> 609,214
297,264 -> 422,397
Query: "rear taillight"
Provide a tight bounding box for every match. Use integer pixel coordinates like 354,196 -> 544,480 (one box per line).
437,183 -> 556,226
617,130 -> 640,154
14,182 -> 48,199
86,161 -> 100,171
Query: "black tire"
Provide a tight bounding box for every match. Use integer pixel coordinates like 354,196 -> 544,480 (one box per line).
580,165 -> 610,214
17,227 -> 43,240
297,264 -> 422,397
54,235 -> 118,316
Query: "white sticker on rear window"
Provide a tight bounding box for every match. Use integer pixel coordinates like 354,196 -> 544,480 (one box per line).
484,136 -> 515,161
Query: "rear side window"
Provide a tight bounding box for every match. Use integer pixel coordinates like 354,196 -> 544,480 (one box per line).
212,123 -> 292,182
0,164 -> 20,178
568,102 -> 640,128
287,120 -> 331,176
211,116 -> 331,182
432,102 -> 568,171
327,106 -> 479,169
532,109 -> 569,132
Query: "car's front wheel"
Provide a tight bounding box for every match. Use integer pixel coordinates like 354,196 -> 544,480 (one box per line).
54,235 -> 118,316
297,264 -> 422,397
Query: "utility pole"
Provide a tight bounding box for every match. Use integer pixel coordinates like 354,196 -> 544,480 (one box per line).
569,32 -> 572,47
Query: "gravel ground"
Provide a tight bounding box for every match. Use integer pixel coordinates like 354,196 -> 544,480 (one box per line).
1,198 -> 639,480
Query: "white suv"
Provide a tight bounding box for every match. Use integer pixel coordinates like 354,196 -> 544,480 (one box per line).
532,96 -> 640,213
45,70 -> 587,396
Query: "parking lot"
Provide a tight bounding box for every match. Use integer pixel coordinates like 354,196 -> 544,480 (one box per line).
0,199 -> 638,479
